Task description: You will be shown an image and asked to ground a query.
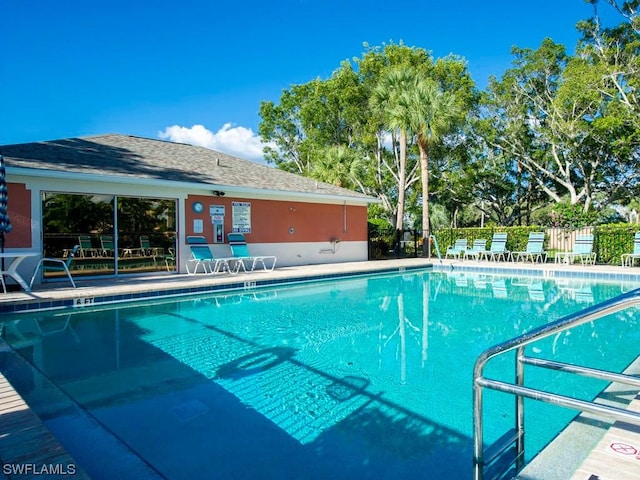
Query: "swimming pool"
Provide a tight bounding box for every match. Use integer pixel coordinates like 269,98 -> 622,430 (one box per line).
1,269 -> 639,479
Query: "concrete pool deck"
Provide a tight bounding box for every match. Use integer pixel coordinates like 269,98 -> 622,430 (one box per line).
0,369 -> 91,480
1,257 -> 640,479
2,257 -> 640,313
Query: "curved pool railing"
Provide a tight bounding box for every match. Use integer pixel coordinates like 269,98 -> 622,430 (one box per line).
473,288 -> 640,480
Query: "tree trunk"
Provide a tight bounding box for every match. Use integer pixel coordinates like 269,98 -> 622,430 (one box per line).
418,138 -> 430,256
396,130 -> 408,230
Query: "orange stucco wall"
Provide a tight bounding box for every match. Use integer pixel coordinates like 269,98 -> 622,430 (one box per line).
185,195 -> 367,244
4,183 -> 32,248
1,183 -> 368,250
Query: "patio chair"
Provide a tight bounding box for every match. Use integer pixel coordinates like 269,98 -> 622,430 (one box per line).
512,232 -> 547,263
163,247 -> 176,272
29,245 -> 78,289
555,234 -> 596,266
478,233 -> 510,262
139,235 -> 165,258
621,232 -> 640,267
186,236 -> 241,275
444,239 -> 467,260
138,235 -> 175,270
463,239 -> 487,261
227,233 -> 277,271
100,235 -> 116,257
77,235 -> 98,257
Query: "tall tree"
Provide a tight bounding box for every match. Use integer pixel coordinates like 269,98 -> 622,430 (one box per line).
259,42 -> 434,227
480,39 -> 602,213
402,74 -> 461,251
370,66 -> 421,230
576,0 -> 640,203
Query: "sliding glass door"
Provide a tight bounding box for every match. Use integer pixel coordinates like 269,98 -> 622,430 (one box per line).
41,192 -> 177,280
116,197 -> 176,274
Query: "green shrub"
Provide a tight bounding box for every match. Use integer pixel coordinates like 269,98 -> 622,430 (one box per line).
432,224 -> 640,265
433,226 -> 542,254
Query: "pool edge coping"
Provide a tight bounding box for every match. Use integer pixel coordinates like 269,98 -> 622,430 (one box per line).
3,259 -> 640,314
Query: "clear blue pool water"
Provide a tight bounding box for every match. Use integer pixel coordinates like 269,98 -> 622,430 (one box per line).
2,270 -> 640,479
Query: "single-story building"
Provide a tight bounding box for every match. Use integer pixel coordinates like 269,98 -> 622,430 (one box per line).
1,134 -> 377,286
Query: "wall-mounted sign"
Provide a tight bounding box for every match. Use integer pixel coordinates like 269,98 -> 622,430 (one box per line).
210,205 -> 225,216
232,202 -> 251,233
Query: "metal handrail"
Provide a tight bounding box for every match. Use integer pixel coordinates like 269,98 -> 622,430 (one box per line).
473,287 -> 640,480
429,234 -> 442,262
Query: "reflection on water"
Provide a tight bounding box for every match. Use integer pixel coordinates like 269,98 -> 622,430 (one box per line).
2,271 -> 639,479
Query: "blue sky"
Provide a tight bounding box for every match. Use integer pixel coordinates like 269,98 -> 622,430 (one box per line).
1,1 -> 618,162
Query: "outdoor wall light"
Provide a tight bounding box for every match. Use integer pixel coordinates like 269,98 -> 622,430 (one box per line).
212,190 -> 225,197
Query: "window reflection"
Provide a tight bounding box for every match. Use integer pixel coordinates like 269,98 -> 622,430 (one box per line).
41,193 -> 177,280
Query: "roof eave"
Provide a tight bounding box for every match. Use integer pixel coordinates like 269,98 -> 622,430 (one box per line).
7,166 -> 380,204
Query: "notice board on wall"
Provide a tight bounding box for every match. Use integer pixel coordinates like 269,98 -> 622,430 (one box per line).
232,202 -> 251,233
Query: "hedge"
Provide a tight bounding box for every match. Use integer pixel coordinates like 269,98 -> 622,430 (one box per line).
432,224 -> 640,265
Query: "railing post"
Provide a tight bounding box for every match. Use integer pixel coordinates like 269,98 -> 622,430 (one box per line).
516,345 -> 526,472
473,379 -> 484,480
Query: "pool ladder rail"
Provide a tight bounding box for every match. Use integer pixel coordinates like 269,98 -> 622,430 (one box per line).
429,235 -> 442,263
473,287 -> 640,480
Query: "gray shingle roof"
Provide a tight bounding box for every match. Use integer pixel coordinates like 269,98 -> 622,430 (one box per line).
0,134 -> 374,202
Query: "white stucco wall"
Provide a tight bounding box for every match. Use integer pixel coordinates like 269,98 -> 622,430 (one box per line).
203,241 -> 368,270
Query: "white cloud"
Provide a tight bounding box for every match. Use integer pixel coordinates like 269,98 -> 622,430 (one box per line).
158,123 -> 271,164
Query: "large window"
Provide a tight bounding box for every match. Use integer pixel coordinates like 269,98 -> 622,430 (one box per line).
41,193 -> 177,279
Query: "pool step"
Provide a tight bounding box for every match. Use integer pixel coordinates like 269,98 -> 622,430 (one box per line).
479,428 -> 522,480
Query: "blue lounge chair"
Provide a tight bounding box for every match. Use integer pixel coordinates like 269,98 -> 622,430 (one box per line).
622,232 -> 640,267
29,245 -> 79,288
227,233 -> 277,271
464,239 -> 487,261
445,239 -> 467,259
478,233 -> 510,262
555,234 -> 596,266
186,236 -> 241,274
512,232 -> 547,263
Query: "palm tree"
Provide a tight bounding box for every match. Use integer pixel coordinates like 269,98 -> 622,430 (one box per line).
403,77 -> 460,255
370,67 -> 416,231
311,145 -> 361,190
